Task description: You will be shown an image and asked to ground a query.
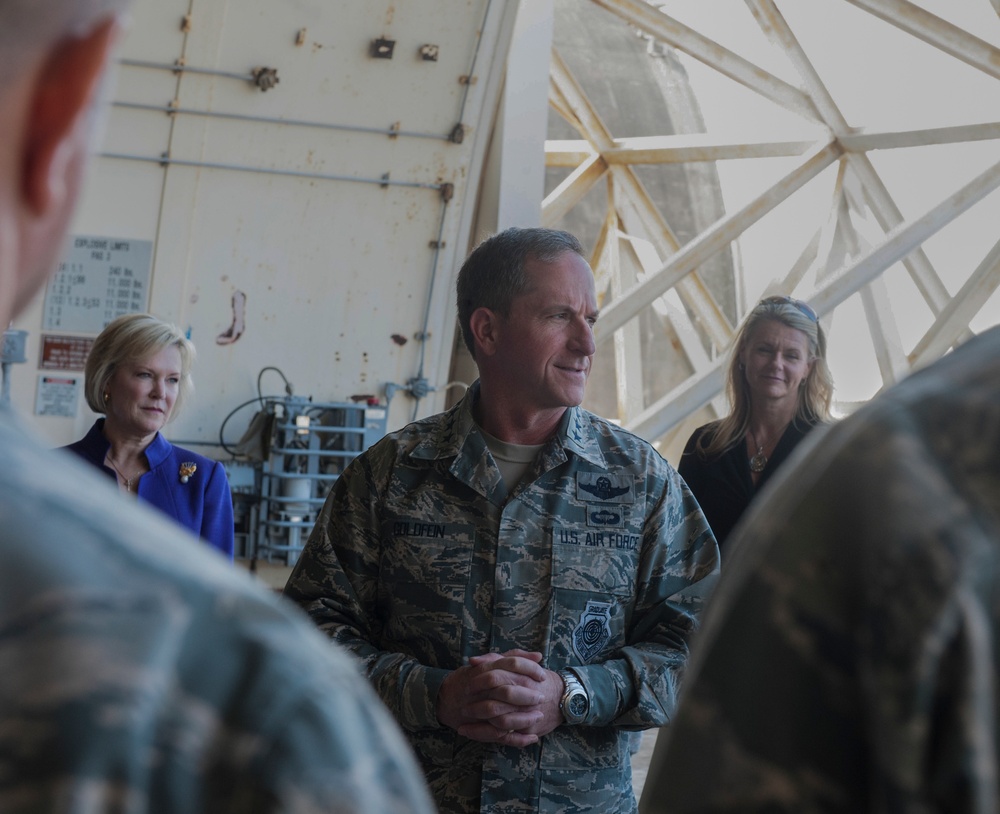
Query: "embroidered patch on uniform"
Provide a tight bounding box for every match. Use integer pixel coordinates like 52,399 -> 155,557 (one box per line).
572,600 -> 613,663
388,520 -> 473,540
587,507 -> 623,528
576,473 -> 634,504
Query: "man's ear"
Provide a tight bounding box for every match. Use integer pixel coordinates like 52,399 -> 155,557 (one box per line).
23,17 -> 122,216
469,307 -> 500,359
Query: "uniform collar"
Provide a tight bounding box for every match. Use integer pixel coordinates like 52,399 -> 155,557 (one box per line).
409,380 -> 607,469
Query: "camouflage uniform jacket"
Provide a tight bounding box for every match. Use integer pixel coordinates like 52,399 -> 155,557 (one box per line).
285,381 -> 720,813
0,409 -> 435,814
641,325 -> 1000,814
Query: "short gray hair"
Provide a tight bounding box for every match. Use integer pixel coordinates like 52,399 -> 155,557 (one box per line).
456,227 -> 584,358
84,313 -> 196,418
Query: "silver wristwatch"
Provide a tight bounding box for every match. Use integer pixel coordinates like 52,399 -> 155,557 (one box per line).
558,669 -> 590,725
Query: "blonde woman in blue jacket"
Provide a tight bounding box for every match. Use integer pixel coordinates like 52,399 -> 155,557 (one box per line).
65,313 -> 234,559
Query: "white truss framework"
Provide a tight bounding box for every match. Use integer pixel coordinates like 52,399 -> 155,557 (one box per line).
544,0 -> 1000,444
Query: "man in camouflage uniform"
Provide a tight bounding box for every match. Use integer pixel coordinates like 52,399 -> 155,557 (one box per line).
641,325 -> 1000,813
0,2 -> 434,812
285,227 -> 720,813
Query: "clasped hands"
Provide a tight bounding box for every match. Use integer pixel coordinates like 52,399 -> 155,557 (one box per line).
436,649 -> 565,748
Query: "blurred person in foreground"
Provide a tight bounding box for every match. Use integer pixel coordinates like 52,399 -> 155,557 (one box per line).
0,1 -> 434,811
65,312 -> 235,559
641,325 -> 1000,813
284,226 -> 720,813
678,295 -> 833,552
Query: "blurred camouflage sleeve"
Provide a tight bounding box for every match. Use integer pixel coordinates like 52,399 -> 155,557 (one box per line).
641,334 -> 1000,812
244,633 -> 439,814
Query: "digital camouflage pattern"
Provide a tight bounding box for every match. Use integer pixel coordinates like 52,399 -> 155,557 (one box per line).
0,410 -> 435,814
641,325 -> 1000,814
284,381 -> 720,813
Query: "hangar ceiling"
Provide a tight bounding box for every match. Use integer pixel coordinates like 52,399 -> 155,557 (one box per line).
540,0 -> 1000,454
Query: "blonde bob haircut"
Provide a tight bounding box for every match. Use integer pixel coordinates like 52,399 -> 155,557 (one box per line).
696,296 -> 834,461
84,313 -> 195,418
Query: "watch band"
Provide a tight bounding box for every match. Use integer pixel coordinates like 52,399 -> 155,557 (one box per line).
558,668 -> 590,725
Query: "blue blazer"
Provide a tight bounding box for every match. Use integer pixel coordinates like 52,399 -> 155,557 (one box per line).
65,419 -> 235,559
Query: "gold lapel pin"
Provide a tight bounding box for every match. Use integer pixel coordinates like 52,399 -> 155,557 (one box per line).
179,462 -> 197,484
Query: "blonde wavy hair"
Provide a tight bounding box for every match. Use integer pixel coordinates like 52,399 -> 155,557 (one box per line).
696,296 -> 834,460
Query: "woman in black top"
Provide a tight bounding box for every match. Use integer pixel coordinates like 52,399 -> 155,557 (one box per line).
679,296 -> 833,552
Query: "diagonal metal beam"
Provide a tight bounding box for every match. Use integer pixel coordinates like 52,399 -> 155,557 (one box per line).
590,204 -> 615,303
748,0 -> 956,315
841,122 -> 1000,152
611,178 -> 735,351
595,138 -> 841,341
609,216 -> 646,422
829,181 -> 909,388
845,0 -> 1000,81
625,359 -> 726,444
625,156 -> 1000,441
909,235 -> 1000,368
862,277 -> 910,388
814,161 -> 851,283
548,75 -> 584,133
550,47 -> 733,350
589,0 -> 822,122
549,50 -> 616,147
545,134 -> 818,166
810,158 -> 1000,320
778,227 -> 823,294
545,122 -> 1000,167
541,152 -> 608,227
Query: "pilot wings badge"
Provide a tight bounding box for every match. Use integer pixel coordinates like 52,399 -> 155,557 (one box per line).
576,472 -> 634,503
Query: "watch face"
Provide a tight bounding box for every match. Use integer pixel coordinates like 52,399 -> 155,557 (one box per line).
568,693 -> 588,717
